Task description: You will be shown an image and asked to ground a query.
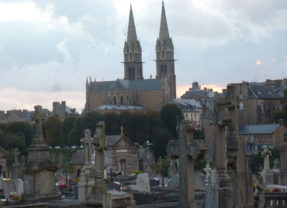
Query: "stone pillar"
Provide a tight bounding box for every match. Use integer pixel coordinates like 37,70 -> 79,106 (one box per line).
280,144 -> 287,185
215,124 -> 233,208
178,121 -> 197,208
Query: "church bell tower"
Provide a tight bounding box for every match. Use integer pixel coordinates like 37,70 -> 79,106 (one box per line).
123,5 -> 143,80
156,2 -> 176,100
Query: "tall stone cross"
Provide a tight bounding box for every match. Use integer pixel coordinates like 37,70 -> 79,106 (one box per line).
82,129 -> 93,165
178,120 -> 203,208
86,121 -> 109,207
32,105 -> 46,144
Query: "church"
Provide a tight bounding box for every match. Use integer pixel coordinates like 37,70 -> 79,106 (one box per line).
85,3 -> 176,112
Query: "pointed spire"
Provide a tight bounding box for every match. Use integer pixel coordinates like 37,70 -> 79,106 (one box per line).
159,1 -> 170,40
127,5 -> 137,42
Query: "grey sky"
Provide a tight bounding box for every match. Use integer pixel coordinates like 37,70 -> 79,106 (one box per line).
0,0 -> 286,111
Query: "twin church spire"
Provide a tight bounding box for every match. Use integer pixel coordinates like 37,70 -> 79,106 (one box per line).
124,2 -> 175,94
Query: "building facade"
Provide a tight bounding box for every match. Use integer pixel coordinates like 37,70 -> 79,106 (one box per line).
240,123 -> 287,153
85,3 -> 176,112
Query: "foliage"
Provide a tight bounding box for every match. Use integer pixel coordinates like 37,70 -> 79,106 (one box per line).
152,128 -> 173,159
160,104 -> 183,139
249,153 -> 264,173
62,117 -> 77,146
0,121 -> 33,154
195,158 -> 207,171
157,157 -> 170,177
6,122 -> 33,147
131,170 -> 144,175
103,113 -> 120,135
249,148 -> 280,174
194,129 -> 205,140
44,116 -> 63,146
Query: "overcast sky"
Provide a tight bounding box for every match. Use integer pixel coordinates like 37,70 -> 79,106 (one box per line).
0,0 -> 286,112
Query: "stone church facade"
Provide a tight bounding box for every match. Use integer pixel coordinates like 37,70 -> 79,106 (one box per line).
85,3 -> 176,112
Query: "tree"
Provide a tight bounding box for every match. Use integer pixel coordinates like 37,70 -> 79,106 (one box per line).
152,128 -> 173,159
62,117 -> 77,145
80,112 -> 103,135
160,104 -> 183,139
103,113 -> 120,135
6,121 -> 33,147
44,116 -> 63,146
146,110 -> 163,138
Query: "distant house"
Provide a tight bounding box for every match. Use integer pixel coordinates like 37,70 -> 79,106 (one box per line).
52,101 -> 79,119
227,82 -> 282,125
172,99 -> 202,128
240,123 -> 287,153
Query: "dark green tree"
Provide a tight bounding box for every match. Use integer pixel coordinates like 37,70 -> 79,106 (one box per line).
160,104 -> 183,139
44,116 -> 63,146
152,128 -> 173,159
62,117 -> 77,145
80,111 -> 103,135
6,121 -> 33,147
103,113 -> 120,135
146,110 -> 163,138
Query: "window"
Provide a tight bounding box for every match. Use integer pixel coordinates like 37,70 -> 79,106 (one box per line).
113,96 -> 116,105
120,96 -> 123,105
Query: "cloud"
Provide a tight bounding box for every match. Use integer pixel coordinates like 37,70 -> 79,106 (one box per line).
0,87 -> 85,112
0,0 -> 286,110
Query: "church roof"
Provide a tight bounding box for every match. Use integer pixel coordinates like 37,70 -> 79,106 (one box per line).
89,79 -> 161,93
248,85 -> 281,99
96,105 -> 146,111
239,124 -> 279,135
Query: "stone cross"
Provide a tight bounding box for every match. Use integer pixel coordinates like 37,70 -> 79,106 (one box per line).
32,105 -> 45,144
120,126 -> 124,136
82,129 -> 93,165
86,121 -> 109,206
261,146 -> 272,171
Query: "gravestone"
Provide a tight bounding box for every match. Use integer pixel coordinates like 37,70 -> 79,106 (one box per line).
261,146 -> 273,185
78,129 -> 96,201
168,175 -> 179,188
22,105 -> 60,202
129,173 -> 151,192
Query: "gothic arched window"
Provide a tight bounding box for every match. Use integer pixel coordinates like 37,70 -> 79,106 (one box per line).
120,96 -> 123,105
113,96 -> 117,105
